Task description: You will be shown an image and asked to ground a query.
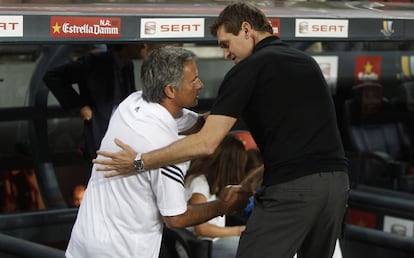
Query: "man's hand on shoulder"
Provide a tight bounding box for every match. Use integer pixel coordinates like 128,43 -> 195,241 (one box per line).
93,138 -> 137,177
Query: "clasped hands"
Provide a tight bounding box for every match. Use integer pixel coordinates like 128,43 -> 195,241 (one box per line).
218,165 -> 263,216
219,184 -> 253,216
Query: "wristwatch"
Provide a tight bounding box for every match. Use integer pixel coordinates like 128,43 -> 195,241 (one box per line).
133,153 -> 145,173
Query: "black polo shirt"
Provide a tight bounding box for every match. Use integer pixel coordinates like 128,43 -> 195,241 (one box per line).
210,36 -> 348,185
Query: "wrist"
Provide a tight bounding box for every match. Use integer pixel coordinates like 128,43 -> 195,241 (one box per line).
133,153 -> 145,173
216,199 -> 226,217
235,226 -> 241,236
238,226 -> 244,236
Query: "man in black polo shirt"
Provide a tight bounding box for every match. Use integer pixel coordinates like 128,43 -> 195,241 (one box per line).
94,2 -> 349,258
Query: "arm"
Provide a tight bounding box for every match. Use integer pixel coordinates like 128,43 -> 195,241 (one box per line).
163,185 -> 251,229
94,114 -> 237,176
43,57 -> 87,111
188,193 -> 245,238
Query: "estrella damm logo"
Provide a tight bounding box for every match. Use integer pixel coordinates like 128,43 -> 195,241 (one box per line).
380,20 -> 394,38
50,16 -> 121,38
355,56 -> 382,84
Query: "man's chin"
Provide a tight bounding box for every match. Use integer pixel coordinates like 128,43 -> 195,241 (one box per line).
184,100 -> 198,109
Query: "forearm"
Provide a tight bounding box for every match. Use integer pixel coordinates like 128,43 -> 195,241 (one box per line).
164,185 -> 251,229
194,223 -> 244,238
163,200 -> 225,229
142,115 -> 234,170
143,132 -> 212,170
43,71 -> 82,110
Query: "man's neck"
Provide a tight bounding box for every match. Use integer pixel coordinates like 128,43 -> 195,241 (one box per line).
253,31 -> 273,46
160,99 -> 181,118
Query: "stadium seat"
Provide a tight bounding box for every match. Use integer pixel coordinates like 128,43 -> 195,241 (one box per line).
343,82 -> 412,189
160,227 -> 212,258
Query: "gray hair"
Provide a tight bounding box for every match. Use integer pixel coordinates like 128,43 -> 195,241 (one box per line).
141,46 -> 196,103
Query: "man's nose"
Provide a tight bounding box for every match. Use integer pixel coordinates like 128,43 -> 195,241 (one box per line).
224,49 -> 231,60
197,79 -> 204,89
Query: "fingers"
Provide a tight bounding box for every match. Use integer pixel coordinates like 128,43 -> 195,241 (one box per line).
240,182 -> 253,193
222,185 -> 242,201
95,139 -> 128,159
93,164 -> 112,171
223,185 -> 252,200
104,171 -> 123,178
114,138 -> 135,153
94,151 -> 114,161
114,138 -> 127,149
92,163 -> 129,178
92,139 -> 137,176
220,185 -> 253,215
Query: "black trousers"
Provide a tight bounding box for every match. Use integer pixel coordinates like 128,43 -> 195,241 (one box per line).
236,171 -> 349,258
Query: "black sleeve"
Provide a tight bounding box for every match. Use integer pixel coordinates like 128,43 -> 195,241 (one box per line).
43,55 -> 90,111
210,61 -> 256,119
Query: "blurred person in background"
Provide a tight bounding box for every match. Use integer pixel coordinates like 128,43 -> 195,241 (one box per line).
43,44 -> 143,168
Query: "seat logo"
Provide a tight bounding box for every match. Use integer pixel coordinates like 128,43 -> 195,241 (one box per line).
0,16 -> 23,37
140,18 -> 204,39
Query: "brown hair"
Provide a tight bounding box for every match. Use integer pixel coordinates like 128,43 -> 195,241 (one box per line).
186,134 -> 248,195
209,2 -> 273,37
246,148 -> 263,172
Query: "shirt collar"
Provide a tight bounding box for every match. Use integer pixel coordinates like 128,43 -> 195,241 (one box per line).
253,36 -> 284,53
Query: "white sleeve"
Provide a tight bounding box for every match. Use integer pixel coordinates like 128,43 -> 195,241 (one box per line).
186,175 -> 210,199
175,108 -> 198,133
152,162 -> 189,217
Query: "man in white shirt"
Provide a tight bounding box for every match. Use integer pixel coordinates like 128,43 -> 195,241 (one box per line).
65,46 -> 250,258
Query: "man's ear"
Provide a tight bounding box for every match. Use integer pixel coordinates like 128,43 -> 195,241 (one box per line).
164,84 -> 175,99
241,21 -> 253,39
241,21 -> 252,34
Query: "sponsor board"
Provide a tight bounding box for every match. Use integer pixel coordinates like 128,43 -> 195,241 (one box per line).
295,19 -> 348,38
355,56 -> 382,83
347,208 -> 377,229
383,215 -> 414,237
312,55 -> 339,93
268,18 -> 280,37
140,18 -> 204,38
0,16 -> 23,37
50,16 -> 121,38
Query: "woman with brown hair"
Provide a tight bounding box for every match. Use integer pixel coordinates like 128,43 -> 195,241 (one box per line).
185,134 -> 248,239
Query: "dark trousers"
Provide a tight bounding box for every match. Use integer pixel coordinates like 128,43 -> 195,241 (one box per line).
236,171 -> 349,258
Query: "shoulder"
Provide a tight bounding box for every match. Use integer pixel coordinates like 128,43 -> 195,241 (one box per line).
186,174 -> 209,190
185,174 -> 212,200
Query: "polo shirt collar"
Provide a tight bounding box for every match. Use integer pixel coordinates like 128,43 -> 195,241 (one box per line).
253,36 -> 284,53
